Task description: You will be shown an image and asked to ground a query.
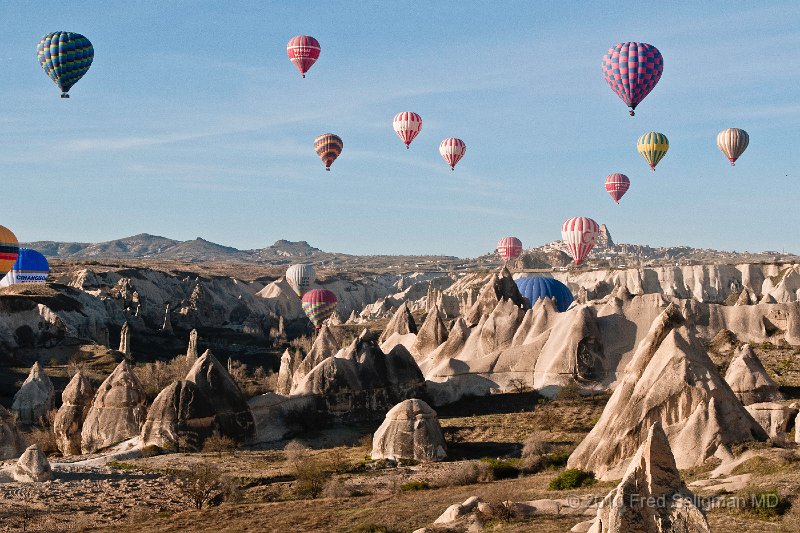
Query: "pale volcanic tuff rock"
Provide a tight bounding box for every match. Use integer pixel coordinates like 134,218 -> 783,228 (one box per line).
0,404 -> 26,459
371,399 -> 446,462
276,348 -> 301,395
118,321 -> 131,355
292,337 -> 425,420
186,328 -> 199,360
744,402 -> 796,442
291,324 -> 340,387
12,444 -> 53,483
185,350 -> 255,440
11,362 -> 54,427
413,305 -> 448,357
724,344 -> 783,405
463,267 -> 526,326
81,360 -> 147,453
140,380 -> 216,450
378,302 -> 417,344
53,371 -> 95,456
585,422 -> 710,533
568,304 -> 767,481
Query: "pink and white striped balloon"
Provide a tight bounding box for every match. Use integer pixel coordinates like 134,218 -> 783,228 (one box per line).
392,112 -> 422,149
716,128 -> 749,166
439,137 -> 466,170
561,217 -> 600,266
604,173 -> 630,203
497,237 -> 522,262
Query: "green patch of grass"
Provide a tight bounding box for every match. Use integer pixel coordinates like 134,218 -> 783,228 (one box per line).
545,452 -> 570,469
399,480 -> 430,491
548,468 -> 595,490
743,490 -> 791,520
480,458 -> 521,480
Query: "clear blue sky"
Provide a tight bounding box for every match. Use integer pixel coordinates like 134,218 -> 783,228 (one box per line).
0,1 -> 797,257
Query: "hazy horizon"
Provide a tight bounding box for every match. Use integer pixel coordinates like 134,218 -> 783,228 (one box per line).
1,1 -> 798,257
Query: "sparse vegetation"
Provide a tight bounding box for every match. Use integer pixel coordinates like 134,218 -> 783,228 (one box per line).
548,468 -> 595,490
202,434 -> 238,457
480,458 -> 521,480
134,356 -> 194,400
400,480 -> 429,491
740,489 -> 791,520
174,462 -> 227,509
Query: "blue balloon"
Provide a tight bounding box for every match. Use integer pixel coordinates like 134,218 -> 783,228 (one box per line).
515,276 -> 573,312
0,248 -> 49,287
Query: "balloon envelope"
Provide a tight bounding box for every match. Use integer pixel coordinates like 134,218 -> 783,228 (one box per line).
717,128 -> 749,166
515,276 -> 574,312
314,134 -> 343,170
602,42 -> 663,115
497,237 -> 522,261
302,288 -> 337,328
36,31 -> 93,97
439,138 -> 466,170
0,249 -> 49,288
605,173 -> 630,203
637,132 -> 669,171
0,225 -> 20,275
561,217 -> 600,266
287,35 -> 320,78
393,112 -> 422,148
286,264 -> 316,296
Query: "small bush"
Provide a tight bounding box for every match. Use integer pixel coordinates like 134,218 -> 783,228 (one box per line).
285,441 -> 334,499
26,427 -> 59,455
479,499 -> 515,522
548,468 -> 595,490
322,478 -> 350,498
480,458 -> 520,480
134,357 -> 194,400
545,452 -> 571,469
400,480 -> 429,491
202,434 -> 238,457
351,524 -> 401,533
174,462 -> 226,509
557,381 -> 583,402
431,461 -> 486,487
521,432 -> 551,459
743,490 -> 791,519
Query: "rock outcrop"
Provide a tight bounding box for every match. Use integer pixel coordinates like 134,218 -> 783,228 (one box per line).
724,344 -> 783,405
0,404 -> 26,459
53,371 -> 95,455
185,350 -> 254,441
413,305 -> 448,357
744,402 -> 794,442
276,348 -> 301,395
13,444 -> 53,483
186,328 -> 199,360
11,362 -> 55,427
568,304 -> 767,480
378,302 -> 417,344
118,321 -> 131,355
81,360 -> 147,453
371,399 -> 446,462
586,422 -> 710,533
293,338 -> 425,420
140,380 -> 216,450
463,267 -> 525,326
292,324 -> 340,385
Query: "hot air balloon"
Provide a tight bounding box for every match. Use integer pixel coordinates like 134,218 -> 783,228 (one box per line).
314,134 -> 343,171
301,288 -> 337,329
0,249 -> 49,288
605,173 -> 630,203
497,237 -> 522,263
36,32 -> 94,98
637,132 -> 669,171
439,138 -> 466,170
717,128 -> 749,166
514,276 -> 574,312
287,35 -> 320,78
561,217 -> 600,266
286,263 -> 316,297
392,112 -> 422,149
0,225 -> 20,276
602,42 -> 663,116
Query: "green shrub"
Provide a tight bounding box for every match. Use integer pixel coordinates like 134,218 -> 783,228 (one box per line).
545,452 -> 571,468
400,480 -> 429,491
548,468 -> 595,490
480,458 -> 520,480
745,490 -> 791,519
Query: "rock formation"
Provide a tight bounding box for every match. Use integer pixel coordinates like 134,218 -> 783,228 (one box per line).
13,444 -> 53,483
378,302 -> 417,344
292,324 -> 340,384
276,348 -> 302,395
118,321 -> 131,356
186,328 -> 199,360
585,422 -> 710,533
140,380 -> 216,450
413,305 -> 448,357
81,360 -> 147,453
744,402 -> 794,442
463,267 -> 525,326
724,344 -> 783,405
0,404 -> 26,459
292,338 -> 425,420
162,303 -> 173,333
11,362 -> 55,427
53,371 -> 95,456
568,304 -> 767,480
371,399 -> 446,462
185,350 -> 255,441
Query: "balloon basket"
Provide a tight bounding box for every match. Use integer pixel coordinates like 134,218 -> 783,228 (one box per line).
61,93 -> 70,99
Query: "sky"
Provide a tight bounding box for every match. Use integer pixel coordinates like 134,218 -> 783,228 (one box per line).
0,1 -> 798,257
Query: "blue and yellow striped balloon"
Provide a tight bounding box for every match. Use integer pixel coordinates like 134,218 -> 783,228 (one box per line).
637,131 -> 669,171
36,31 -> 94,98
